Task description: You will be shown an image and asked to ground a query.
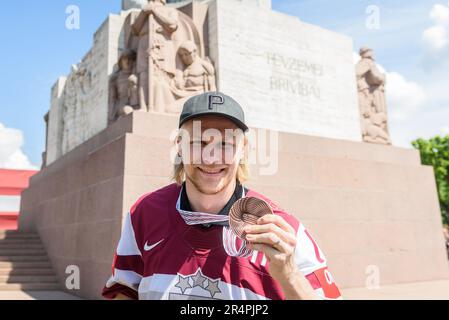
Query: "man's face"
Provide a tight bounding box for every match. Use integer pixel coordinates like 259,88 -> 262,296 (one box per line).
178,115 -> 246,195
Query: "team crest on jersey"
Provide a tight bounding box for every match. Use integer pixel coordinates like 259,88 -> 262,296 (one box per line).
171,268 -> 222,300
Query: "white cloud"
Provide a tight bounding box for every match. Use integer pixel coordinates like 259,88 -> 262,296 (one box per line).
0,122 -> 38,170
389,107 -> 449,148
385,72 -> 426,121
430,2 -> 449,25
423,2 -> 449,51
423,25 -> 448,50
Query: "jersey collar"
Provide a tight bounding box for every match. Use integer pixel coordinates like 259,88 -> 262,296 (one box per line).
176,181 -> 247,227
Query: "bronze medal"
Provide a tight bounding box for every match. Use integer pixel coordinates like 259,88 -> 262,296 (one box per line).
229,197 -> 273,239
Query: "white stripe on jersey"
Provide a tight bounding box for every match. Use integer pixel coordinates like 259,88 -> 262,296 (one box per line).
106,269 -> 141,291
106,271 -> 331,300
138,273 -> 269,300
294,223 -> 327,276
117,212 -> 142,257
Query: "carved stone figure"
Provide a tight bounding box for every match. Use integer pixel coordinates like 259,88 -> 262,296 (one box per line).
356,47 -> 391,145
129,0 -> 179,112
158,41 -> 218,113
112,0 -> 215,119
175,40 -> 216,93
109,49 -> 139,122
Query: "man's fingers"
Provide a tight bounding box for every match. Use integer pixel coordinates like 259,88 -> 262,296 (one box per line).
248,243 -> 281,261
257,214 -> 295,235
244,223 -> 296,246
246,232 -> 293,254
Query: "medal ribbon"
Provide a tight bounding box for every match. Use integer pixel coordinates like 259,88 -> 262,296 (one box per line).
175,187 -> 253,258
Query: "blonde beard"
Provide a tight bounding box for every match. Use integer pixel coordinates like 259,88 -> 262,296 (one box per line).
185,169 -> 236,196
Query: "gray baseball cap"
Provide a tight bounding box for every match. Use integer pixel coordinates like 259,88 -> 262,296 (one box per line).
179,92 -> 249,132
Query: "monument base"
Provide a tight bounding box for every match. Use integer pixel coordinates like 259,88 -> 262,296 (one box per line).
19,112 -> 449,299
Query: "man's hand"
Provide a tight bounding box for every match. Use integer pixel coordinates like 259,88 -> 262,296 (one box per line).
244,215 -> 318,300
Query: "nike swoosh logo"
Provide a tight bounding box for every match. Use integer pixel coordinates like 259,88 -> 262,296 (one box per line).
144,239 -> 164,252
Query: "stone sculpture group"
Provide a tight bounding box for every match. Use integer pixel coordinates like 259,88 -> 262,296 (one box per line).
108,0 -> 216,122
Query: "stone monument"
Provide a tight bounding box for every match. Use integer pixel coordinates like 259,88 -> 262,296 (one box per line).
43,0 -> 363,168
20,0 -> 449,299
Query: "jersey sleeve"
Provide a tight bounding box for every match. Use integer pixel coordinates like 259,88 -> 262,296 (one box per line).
294,223 -> 342,300
102,211 -> 144,300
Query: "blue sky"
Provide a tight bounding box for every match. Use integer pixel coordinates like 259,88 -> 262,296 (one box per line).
0,0 -> 448,168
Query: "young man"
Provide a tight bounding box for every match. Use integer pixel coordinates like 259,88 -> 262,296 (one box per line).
102,92 -> 342,300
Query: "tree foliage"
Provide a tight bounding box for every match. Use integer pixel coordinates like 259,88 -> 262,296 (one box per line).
412,135 -> 449,226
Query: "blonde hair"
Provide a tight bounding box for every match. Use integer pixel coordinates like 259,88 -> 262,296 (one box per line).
172,135 -> 250,186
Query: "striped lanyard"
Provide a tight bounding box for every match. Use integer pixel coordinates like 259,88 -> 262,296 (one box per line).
175,187 -> 253,258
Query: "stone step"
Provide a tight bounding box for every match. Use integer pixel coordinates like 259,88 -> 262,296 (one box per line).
0,275 -> 58,284
0,242 -> 44,248
0,232 -> 39,240
0,268 -> 54,276
0,238 -> 42,243
0,256 -> 49,262
0,249 -> 47,256
0,232 -> 60,291
0,244 -> 45,250
0,283 -> 61,291
0,261 -> 52,269
0,231 -> 37,235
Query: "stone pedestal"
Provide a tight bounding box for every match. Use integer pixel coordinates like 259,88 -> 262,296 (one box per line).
19,112 -> 449,299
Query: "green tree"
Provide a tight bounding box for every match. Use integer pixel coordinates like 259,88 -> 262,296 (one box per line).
412,135 -> 449,226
